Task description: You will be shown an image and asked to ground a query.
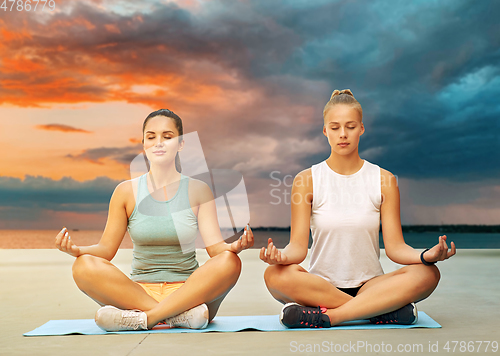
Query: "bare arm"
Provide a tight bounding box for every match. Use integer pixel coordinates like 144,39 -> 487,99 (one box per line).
55,182 -> 129,261
194,180 -> 253,258
260,169 -> 311,265
381,169 -> 456,264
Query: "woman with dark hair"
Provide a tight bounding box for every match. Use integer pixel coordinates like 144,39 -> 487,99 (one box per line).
261,90 -> 456,328
55,109 -> 253,331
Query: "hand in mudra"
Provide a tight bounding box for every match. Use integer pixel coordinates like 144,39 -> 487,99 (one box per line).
423,235 -> 456,263
55,227 -> 81,258
260,238 -> 288,265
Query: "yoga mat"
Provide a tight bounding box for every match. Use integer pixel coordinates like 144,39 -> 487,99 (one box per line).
24,312 -> 440,336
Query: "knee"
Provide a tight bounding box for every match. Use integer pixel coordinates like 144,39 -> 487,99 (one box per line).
413,264 -> 441,292
263,265 -> 278,287
216,251 -> 242,281
264,264 -> 293,290
427,264 -> 441,287
72,255 -> 104,286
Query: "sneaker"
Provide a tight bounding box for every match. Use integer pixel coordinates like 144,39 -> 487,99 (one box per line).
369,302 -> 418,325
280,303 -> 331,328
163,303 -> 209,329
95,305 -> 148,331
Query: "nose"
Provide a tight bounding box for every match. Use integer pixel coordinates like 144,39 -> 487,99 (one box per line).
154,137 -> 165,146
339,127 -> 347,138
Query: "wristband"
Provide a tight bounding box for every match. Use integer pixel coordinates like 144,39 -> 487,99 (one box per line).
420,248 -> 436,266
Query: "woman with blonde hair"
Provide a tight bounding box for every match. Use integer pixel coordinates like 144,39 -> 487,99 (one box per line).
261,90 -> 456,328
55,109 -> 254,331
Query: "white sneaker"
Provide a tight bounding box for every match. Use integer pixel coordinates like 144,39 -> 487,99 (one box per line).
95,305 -> 148,331
163,303 -> 209,329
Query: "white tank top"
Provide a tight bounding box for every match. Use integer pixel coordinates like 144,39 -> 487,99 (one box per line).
309,159 -> 384,288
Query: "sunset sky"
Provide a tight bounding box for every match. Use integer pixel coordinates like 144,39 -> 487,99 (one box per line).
0,0 -> 499,230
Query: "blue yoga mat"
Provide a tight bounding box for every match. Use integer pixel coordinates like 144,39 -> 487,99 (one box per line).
24,312 -> 440,336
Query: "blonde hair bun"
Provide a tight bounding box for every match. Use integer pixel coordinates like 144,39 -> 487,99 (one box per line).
330,89 -> 354,100
323,88 -> 362,119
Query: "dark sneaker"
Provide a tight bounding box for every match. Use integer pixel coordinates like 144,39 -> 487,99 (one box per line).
369,302 -> 418,325
280,303 -> 331,328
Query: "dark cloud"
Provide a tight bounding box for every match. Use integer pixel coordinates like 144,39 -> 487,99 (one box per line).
240,0 -> 500,181
1,0 -> 498,192
65,145 -> 142,165
0,175 -> 119,212
399,177 -> 500,208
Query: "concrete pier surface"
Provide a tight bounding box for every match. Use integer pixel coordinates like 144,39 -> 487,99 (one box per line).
1,248 -> 499,355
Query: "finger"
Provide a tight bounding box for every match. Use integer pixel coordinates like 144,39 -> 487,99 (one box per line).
271,245 -> 277,261
266,238 -> 273,255
63,234 -> 69,251
60,232 -> 69,252
63,231 -> 72,251
247,225 -> 253,239
62,231 -> 70,249
241,228 -> 248,249
55,227 -> 67,247
448,241 -> 456,258
277,251 -> 281,263
262,247 -> 272,264
260,247 -> 266,261
437,240 -> 445,260
246,226 -> 254,247
247,234 -> 254,248
267,242 -> 274,258
437,236 -> 444,254
260,247 -> 267,262
440,238 -> 448,260
66,235 -> 74,252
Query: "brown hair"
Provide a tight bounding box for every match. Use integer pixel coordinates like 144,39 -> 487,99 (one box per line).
323,89 -> 363,120
142,109 -> 183,173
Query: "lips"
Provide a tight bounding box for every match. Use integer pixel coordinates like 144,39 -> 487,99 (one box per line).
338,143 -> 349,147
153,150 -> 166,154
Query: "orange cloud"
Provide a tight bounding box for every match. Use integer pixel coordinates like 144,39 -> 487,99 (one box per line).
0,27 -> 33,43
96,42 -> 118,49
0,6 -> 259,110
2,56 -> 45,73
104,24 -> 121,34
35,124 -> 93,133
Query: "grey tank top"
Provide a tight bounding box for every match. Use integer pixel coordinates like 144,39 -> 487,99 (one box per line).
127,173 -> 199,283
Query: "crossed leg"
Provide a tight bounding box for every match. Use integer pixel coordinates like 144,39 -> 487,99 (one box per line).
264,263 -> 440,326
73,250 -> 241,328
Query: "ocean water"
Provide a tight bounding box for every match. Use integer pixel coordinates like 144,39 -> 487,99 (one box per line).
229,231 -> 500,249
1,230 -> 498,249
